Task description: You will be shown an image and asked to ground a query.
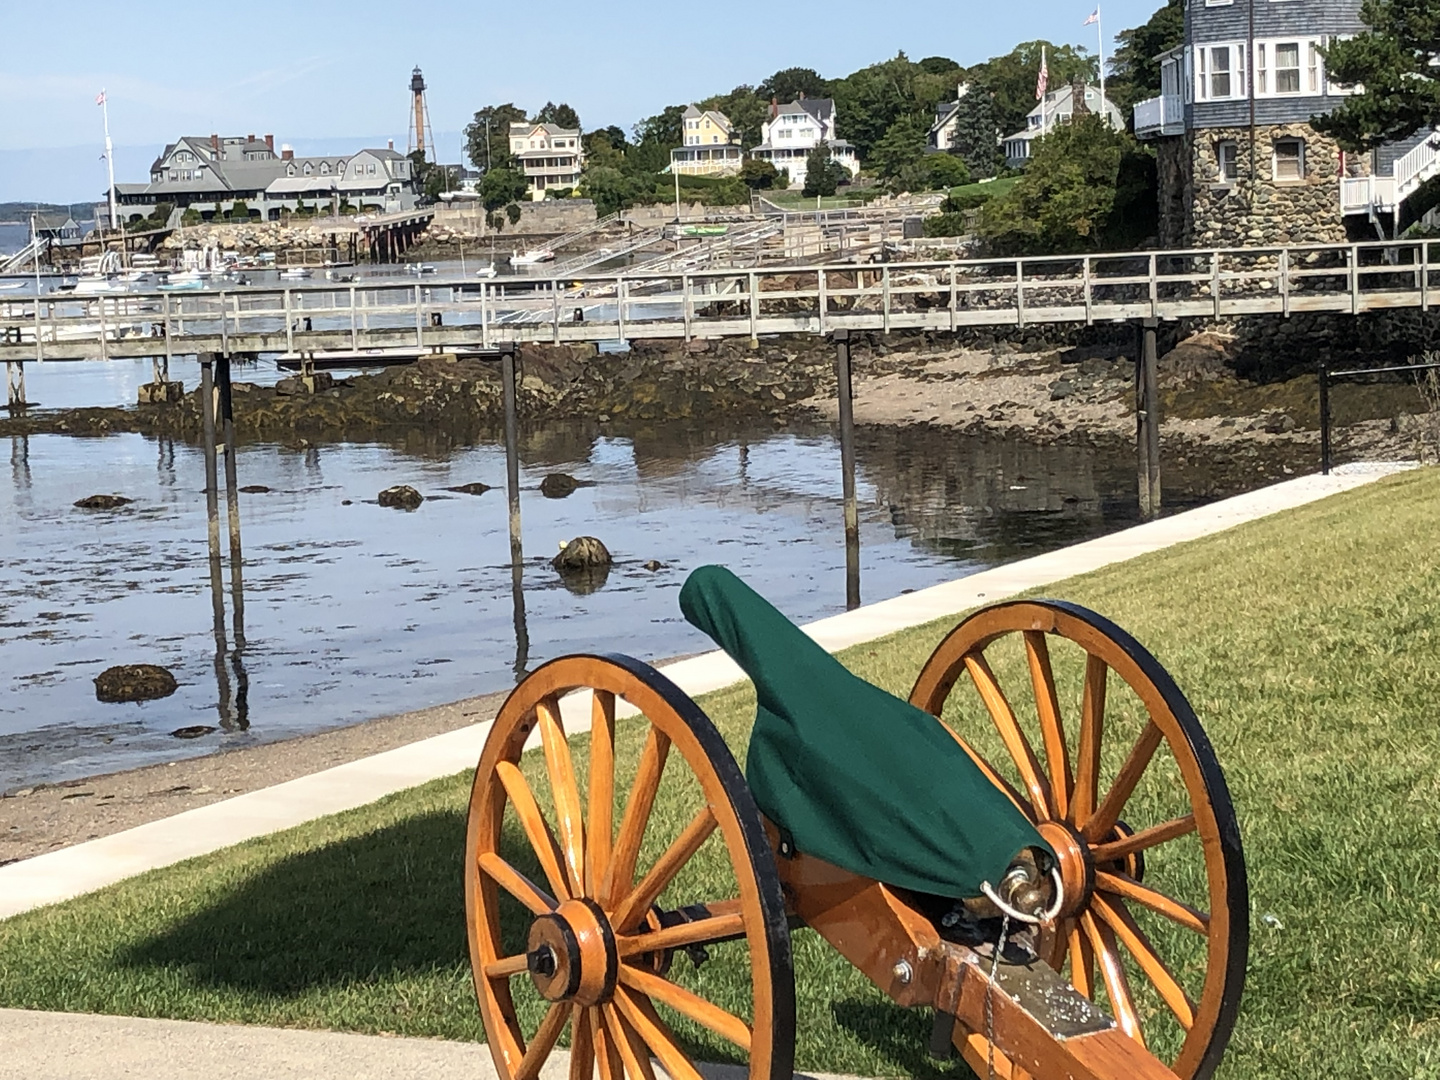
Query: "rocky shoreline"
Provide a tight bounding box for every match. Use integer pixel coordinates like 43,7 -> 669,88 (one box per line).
0,330 -> 1432,466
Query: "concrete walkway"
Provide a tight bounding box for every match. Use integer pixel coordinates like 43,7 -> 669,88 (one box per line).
0,464 -> 1407,920
0,1008 -> 855,1080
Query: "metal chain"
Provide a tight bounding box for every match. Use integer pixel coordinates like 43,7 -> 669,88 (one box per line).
984,914 -> 1010,1080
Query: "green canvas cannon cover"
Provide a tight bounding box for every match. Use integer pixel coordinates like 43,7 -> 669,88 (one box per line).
680,565 -> 1048,899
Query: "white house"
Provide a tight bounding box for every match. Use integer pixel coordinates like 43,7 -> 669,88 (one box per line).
748,98 -> 860,190
1003,83 -> 1125,168
508,123 -> 584,200
929,86 -> 972,152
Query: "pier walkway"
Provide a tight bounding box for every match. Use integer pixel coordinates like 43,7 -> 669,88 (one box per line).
2,238 -> 1437,363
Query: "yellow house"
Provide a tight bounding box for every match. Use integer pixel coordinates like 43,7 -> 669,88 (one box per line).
671,106 -> 745,177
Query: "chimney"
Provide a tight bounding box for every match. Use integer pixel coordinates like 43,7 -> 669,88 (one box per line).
388,138 -> 394,151
265,134 -> 274,152
282,147 -> 294,161
247,133 -> 255,143
211,133 -> 220,154
770,96 -> 778,119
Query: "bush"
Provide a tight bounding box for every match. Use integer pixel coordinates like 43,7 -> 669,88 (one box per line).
739,159 -> 780,190
505,202 -> 522,225
923,212 -> 970,238
942,187 -> 994,213
181,209 -> 202,227
927,154 -> 971,189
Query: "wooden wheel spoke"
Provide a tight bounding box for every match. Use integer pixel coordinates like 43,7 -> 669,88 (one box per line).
515,1002 -> 568,1080
484,952 -> 531,979
537,696 -> 587,897
1095,870 -> 1210,935
1092,892 -> 1196,1031
1068,919 -> 1095,999
618,962 -> 753,1051
478,852 -> 557,915
568,1005 -> 594,1080
497,760 -> 573,901
591,1007 -> 625,1080
610,807 -> 718,933
1080,912 -> 1145,1047
1024,631 -> 1073,820
616,911 -> 746,958
1090,814 -> 1197,864
602,726 -> 672,907
587,690 -> 617,897
602,1003 -> 658,1080
612,985 -> 704,1080
1071,654 -> 1107,827
1082,721 -> 1164,843
964,650 -> 1053,819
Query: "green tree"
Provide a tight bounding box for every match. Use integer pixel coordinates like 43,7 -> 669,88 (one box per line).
1108,0 -> 1184,112
505,203 -> 522,225
583,129 -> 627,170
974,41 -> 1097,140
927,153 -> 971,189
533,102 -> 582,131
464,103 -> 526,171
480,167 -> 527,211
976,114 -> 1153,254
870,113 -> 930,180
802,145 -> 848,197
757,67 -> 829,104
947,90 -> 1003,178
1314,0 -> 1440,150
739,158 -> 780,189
628,105 -> 686,174
832,53 -> 921,159
580,167 -> 651,217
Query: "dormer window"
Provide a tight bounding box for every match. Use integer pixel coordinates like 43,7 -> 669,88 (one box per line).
303,163 -> 313,175
320,162 -> 330,174
287,164 -> 296,176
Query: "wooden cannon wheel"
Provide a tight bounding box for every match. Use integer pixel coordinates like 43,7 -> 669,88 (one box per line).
910,600 -> 1248,1080
465,653 -> 795,1080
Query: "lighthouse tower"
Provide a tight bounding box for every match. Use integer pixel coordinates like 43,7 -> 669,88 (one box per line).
408,66 -> 432,159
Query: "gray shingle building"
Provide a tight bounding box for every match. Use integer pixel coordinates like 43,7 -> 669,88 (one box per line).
1133,0 -> 1430,245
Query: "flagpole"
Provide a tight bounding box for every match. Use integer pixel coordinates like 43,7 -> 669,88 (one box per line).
1097,7 -> 1107,123
1041,46 -> 1048,134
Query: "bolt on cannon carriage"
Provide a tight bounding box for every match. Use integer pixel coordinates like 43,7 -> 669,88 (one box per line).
464,566 -> 1247,1080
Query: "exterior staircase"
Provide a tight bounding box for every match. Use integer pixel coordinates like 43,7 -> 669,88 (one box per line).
1341,129 -> 1440,233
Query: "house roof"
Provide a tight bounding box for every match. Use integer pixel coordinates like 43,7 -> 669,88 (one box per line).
776,97 -> 834,125
509,122 -> 579,138
34,212 -> 78,230
266,177 -> 338,194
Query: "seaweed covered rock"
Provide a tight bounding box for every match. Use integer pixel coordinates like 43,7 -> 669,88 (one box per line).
378,485 -> 424,510
95,664 -> 178,703
75,494 -> 132,510
553,536 -> 612,570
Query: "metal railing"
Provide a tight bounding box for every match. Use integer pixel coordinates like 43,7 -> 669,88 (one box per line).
1318,358 -> 1440,473
4,239 -> 1440,362
1133,94 -> 1184,138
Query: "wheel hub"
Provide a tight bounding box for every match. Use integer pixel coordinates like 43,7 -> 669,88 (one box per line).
1036,820 -> 1094,919
526,898 -> 618,1006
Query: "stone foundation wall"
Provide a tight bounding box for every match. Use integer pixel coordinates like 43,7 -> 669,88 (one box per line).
1187,123 -> 1347,247
1155,136 -> 1192,249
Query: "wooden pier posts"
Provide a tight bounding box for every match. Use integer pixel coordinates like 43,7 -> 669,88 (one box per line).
4,361 -> 25,410
216,354 -> 246,645
500,342 -> 529,676
199,356 -> 227,641
200,352 -> 246,648
834,330 -> 861,610
1137,318 -> 1162,521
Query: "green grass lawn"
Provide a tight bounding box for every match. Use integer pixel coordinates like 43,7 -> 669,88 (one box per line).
3,469 -> 1440,1078
761,188 -> 879,210
946,177 -> 1020,203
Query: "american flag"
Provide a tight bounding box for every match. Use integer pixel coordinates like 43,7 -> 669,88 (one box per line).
1037,47 -> 1049,101
95,90 -> 106,106
1083,7 -> 1100,25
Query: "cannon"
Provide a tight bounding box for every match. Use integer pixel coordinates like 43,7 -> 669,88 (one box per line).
464,566 -> 1247,1080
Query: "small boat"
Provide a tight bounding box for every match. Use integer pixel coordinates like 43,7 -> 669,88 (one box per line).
67,275 -> 128,295
509,248 -> 554,267
279,267 -> 313,280
407,263 -> 437,276
679,224 -> 730,237
157,276 -> 204,292
474,262 -> 498,279
0,281 -> 25,291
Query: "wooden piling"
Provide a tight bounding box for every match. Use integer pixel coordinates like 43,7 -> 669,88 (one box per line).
500,342 -> 528,676
199,355 -> 227,644
217,354 -> 246,645
834,330 -> 861,610
1137,318 -> 1162,520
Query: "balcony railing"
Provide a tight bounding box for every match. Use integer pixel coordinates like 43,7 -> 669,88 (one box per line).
1133,94 -> 1184,139
1341,176 -> 1397,215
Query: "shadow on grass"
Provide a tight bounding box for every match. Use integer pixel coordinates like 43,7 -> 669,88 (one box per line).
118,808 -> 538,996
830,998 -> 976,1080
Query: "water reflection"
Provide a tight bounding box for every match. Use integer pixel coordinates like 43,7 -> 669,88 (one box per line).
0,418 -> 1214,790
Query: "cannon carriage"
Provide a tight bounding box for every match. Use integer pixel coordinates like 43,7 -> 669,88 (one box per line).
464,567 -> 1247,1080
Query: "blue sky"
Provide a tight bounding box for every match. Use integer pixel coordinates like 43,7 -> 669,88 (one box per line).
0,0 -> 1163,204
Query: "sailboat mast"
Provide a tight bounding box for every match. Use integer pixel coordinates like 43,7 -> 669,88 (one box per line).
101,91 -> 118,237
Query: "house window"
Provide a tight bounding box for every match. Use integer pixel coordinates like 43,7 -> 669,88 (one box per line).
1217,140 -> 1239,183
1274,138 -> 1305,180
1196,43 -> 1245,100
1210,46 -> 1232,97
320,162 -> 330,174
303,163 -> 312,175
1308,42 -> 1322,92
1274,43 -> 1301,93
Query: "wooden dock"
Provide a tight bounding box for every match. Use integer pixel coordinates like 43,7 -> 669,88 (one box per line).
2,239 -> 1436,363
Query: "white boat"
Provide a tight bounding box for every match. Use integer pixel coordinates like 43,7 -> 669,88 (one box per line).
0,281 -> 25,291
509,248 -> 554,267
66,275 -> 128,295
474,263 -> 498,279
407,263 -> 437,276
279,267 -> 313,280
158,274 -> 204,292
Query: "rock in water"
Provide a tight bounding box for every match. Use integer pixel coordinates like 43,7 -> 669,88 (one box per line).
74,494 -> 132,510
553,536 -> 612,570
171,725 -> 217,739
95,664 -> 178,703
643,560 -> 664,571
378,485 -> 423,510
239,485 -> 271,494
446,482 -> 491,496
540,473 -> 580,499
